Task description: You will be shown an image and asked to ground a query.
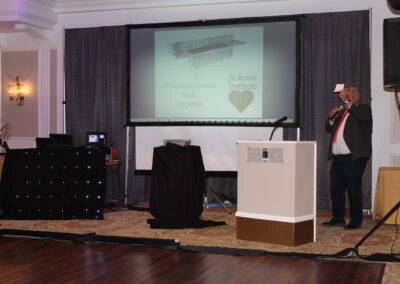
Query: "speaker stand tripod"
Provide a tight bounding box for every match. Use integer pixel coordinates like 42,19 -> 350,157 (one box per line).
204,187 -> 233,214
336,201 -> 400,261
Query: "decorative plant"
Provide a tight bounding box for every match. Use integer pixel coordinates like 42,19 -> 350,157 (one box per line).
0,122 -> 12,151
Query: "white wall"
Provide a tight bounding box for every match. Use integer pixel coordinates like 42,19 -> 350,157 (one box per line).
1,0 -> 399,206
0,32 -> 57,149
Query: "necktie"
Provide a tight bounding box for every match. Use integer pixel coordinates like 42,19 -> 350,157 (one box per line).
332,111 -> 348,143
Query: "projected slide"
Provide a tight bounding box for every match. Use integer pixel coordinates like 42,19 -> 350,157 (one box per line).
129,18 -> 298,125
154,27 -> 263,119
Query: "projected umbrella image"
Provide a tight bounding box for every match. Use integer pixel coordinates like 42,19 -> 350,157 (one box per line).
168,34 -> 245,69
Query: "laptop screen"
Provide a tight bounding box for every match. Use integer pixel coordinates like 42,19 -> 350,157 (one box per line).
86,132 -> 107,146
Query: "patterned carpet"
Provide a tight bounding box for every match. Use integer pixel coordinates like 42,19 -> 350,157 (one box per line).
0,208 -> 399,283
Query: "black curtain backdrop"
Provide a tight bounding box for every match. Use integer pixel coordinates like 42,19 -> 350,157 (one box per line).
284,10 -> 371,210
65,26 -> 129,203
64,10 -> 371,210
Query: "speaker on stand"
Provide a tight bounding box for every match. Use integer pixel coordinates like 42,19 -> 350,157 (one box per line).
389,0 -> 400,10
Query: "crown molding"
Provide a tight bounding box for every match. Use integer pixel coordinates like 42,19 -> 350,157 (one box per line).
54,0 -> 288,14
0,0 -> 57,30
15,24 -> 54,45
0,0 -> 292,34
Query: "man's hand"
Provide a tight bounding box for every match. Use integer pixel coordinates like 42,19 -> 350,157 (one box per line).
329,107 -> 341,119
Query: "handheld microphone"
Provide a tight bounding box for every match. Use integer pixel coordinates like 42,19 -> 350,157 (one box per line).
329,105 -> 344,119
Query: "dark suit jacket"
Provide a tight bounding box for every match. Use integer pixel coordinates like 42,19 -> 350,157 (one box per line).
325,103 -> 373,161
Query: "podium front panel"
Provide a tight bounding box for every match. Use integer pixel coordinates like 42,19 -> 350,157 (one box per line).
236,141 -> 316,246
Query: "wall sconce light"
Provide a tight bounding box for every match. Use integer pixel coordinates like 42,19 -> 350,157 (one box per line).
8,76 -> 25,106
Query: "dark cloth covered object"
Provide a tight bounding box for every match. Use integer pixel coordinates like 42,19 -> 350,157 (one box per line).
149,144 -> 224,228
0,147 -> 106,220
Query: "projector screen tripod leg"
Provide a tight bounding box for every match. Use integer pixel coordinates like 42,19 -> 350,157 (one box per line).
205,187 -> 232,214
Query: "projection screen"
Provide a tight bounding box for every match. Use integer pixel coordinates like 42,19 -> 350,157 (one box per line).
129,16 -> 301,171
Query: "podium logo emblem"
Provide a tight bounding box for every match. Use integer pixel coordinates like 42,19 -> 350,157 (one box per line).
247,147 -> 283,163
262,148 -> 269,160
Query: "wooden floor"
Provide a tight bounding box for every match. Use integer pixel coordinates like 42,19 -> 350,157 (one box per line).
0,237 -> 385,284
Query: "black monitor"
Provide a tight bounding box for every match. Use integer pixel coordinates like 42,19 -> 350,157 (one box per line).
86,132 -> 107,147
49,133 -> 73,146
36,134 -> 73,149
36,138 -> 56,149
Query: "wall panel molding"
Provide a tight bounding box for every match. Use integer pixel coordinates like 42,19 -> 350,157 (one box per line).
390,154 -> 400,167
7,136 -> 36,149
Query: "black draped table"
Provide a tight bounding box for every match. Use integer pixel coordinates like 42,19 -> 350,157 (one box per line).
0,147 -> 106,220
149,143 -> 224,228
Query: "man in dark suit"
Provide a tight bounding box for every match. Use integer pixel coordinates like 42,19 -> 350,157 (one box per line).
323,87 -> 373,230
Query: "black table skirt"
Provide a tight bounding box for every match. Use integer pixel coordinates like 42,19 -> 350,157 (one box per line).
0,147 -> 106,220
149,144 -> 205,228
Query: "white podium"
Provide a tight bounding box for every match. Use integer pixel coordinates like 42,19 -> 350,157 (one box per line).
236,141 -> 316,246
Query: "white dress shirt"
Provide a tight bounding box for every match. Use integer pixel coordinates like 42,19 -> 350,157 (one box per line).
331,111 -> 351,155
